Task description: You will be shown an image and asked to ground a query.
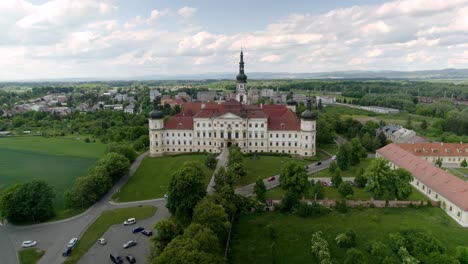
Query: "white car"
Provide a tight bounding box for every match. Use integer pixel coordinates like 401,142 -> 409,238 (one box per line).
332,155 -> 337,160
97,238 -> 107,245
67,238 -> 78,248
21,240 -> 37,248
163,194 -> 168,199
123,218 -> 136,225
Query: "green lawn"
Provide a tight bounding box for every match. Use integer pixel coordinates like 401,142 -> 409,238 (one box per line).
64,205 -> 157,264
265,186 -> 425,201
238,155 -> 311,186
229,208 -> 468,263
0,136 -> 106,212
112,154 -> 214,202
318,144 -> 338,155
18,248 -> 45,264
311,158 -> 372,178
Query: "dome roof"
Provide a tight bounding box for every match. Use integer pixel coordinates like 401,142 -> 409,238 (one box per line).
149,98 -> 164,119
149,109 -> 164,119
301,109 -> 317,120
236,73 -> 247,83
286,99 -> 297,106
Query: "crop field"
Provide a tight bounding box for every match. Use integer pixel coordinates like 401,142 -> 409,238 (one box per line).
0,136 -> 106,212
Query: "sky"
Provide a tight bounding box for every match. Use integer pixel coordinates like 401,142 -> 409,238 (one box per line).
1,0 -> 468,80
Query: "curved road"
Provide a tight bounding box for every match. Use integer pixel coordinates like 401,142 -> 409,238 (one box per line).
0,151 -> 171,264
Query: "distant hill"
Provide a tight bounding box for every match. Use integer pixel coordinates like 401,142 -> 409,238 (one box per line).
3,68 -> 468,82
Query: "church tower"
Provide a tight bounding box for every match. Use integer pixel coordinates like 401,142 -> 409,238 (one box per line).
300,98 -> 317,157
236,50 -> 248,104
149,97 -> 165,156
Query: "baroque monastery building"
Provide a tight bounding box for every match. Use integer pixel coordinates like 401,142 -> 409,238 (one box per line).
149,52 -> 317,157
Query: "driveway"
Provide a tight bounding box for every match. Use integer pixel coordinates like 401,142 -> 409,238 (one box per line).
235,157 -> 335,196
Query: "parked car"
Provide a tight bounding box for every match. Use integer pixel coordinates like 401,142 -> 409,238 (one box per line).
142,230 -> 153,237
267,176 -> 275,181
110,254 -> 124,264
331,155 -> 337,160
163,194 -> 168,199
322,181 -> 328,187
97,237 -> 107,245
328,181 -> 333,187
123,218 -> 136,225
22,240 -> 37,248
132,227 -> 144,233
67,238 -> 78,248
316,162 -> 322,166
126,255 -> 136,263
62,247 -> 72,257
347,180 -> 356,186
123,240 -> 137,249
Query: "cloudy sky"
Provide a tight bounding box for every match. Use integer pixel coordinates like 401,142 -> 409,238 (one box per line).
1,0 -> 468,80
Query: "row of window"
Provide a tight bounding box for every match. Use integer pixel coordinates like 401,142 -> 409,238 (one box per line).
195,122 -> 267,128
157,132 -> 312,140
415,180 -> 463,218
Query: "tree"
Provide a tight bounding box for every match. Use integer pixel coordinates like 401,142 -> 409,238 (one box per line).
335,229 -> 356,248
338,182 -> 354,198
354,168 -> 367,188
227,162 -> 246,184
214,167 -> 228,191
96,152 -> 130,182
148,219 -> 182,261
456,246 -> 468,264
193,197 -> 231,241
311,181 -> 325,200
153,223 -> 225,264
254,178 -> 266,202
279,161 -> 309,196
378,131 -> 388,148
167,162 -> 207,222
0,180 -> 55,223
105,144 -> 137,162
332,168 -> 343,188
280,190 -> 301,212
366,240 -> 389,262
337,143 -> 351,170
311,231 -> 333,263
435,157 -> 443,168
406,115 -> 413,129
349,138 -> 367,165
364,158 -> 412,200
205,154 -> 217,169
228,145 -> 243,165
344,248 -> 366,264
328,161 -> 338,173
420,119 -> 428,130
461,159 -> 467,168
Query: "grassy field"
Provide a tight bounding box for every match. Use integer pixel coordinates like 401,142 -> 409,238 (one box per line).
311,158 -> 372,178
265,185 -> 426,201
229,208 -> 468,263
0,136 -> 106,212
112,154 -> 214,202
18,248 -> 45,264
238,155 -> 312,186
64,205 -> 157,264
318,144 -> 338,155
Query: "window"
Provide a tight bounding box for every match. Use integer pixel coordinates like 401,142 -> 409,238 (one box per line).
203,123 -> 205,127
295,134 -> 298,138
270,134 -> 272,137
197,123 -> 200,127
172,133 -> 174,136
270,142 -> 272,146
183,133 -> 186,137
166,133 -> 169,136
249,124 -> 252,127
422,185 -> 425,190
289,134 -> 291,138
449,206 -> 452,211
416,181 -> 419,186
429,190 -> 432,194
276,134 -> 279,138
261,123 -> 264,128
197,132 -> 200,137
282,134 -> 285,138
276,142 -> 279,146
261,142 -> 264,146
435,194 -> 438,199
458,211 -> 461,217
306,136 -> 308,140
255,124 -> 258,128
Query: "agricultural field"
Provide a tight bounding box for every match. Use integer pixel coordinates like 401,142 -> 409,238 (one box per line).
112,154 -> 214,202
0,136 -> 106,213
229,208 -> 468,263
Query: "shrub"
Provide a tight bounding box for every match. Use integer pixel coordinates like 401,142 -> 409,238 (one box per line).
335,229 -> 357,248
335,199 -> 348,213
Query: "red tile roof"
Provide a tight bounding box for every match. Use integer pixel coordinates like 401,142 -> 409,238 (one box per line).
164,100 -> 301,130
377,143 -> 468,211
397,143 -> 468,157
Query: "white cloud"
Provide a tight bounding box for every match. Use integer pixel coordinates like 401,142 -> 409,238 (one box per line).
1,0 -> 468,79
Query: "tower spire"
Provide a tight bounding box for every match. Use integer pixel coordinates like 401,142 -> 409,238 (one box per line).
236,50 -> 247,83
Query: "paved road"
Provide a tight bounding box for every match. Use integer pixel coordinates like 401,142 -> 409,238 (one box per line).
0,151 -> 171,264
235,157 -> 335,196
207,148 -> 229,194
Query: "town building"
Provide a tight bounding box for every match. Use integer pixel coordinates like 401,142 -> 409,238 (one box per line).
149,52 -> 317,157
377,143 -> 468,227
197,91 -> 217,102
396,143 -> 468,168
378,124 -> 420,143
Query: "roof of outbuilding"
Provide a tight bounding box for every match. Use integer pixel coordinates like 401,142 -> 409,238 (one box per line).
397,143 -> 468,157
377,143 -> 468,211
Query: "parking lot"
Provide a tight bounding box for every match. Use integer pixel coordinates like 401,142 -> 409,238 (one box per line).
78,206 -> 167,264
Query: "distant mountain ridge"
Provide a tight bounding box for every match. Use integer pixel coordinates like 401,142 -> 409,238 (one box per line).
4,68 -> 468,82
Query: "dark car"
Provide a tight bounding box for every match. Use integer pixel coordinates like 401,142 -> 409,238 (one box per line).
110,254 -> 124,264
126,255 -> 136,263
315,162 -> 322,166
62,247 -> 72,257
132,227 -> 144,233
142,230 -> 153,236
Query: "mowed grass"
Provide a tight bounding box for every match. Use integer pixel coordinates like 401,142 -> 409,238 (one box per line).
229,208 -> 468,263
18,248 -> 45,264
0,137 -> 106,212
238,155 -> 311,186
64,205 -> 157,264
265,186 -> 426,201
113,154 -> 214,202
311,158 -> 373,178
